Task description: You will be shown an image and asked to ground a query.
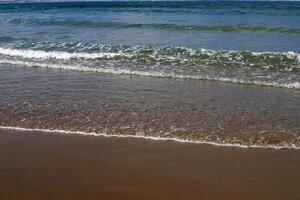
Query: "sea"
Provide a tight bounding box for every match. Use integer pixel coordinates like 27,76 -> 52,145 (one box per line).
0,1 -> 299,149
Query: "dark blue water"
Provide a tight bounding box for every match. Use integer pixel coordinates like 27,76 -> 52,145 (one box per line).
0,1 -> 299,88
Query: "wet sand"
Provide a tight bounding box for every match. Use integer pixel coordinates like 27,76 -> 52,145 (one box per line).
0,129 -> 299,200
1,65 -> 300,148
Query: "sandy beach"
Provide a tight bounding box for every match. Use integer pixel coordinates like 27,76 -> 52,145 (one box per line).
0,129 -> 299,200
1,1 -> 300,199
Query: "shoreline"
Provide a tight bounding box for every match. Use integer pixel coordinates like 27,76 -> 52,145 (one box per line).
0,128 -> 299,200
1,65 -> 299,149
1,126 -> 299,150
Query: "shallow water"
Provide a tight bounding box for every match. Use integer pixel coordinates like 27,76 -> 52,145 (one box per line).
0,1 -> 299,148
0,65 -> 299,148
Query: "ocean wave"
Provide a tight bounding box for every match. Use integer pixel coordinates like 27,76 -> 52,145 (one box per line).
5,19 -> 300,34
0,47 -> 125,60
0,58 -> 299,90
0,45 -> 299,89
0,46 -> 299,71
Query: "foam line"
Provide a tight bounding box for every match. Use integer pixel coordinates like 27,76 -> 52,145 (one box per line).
0,47 -> 299,63
0,126 -> 299,150
0,47 -> 126,60
0,59 -> 299,89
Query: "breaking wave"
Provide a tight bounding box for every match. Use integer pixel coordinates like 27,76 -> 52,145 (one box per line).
0,44 -> 299,89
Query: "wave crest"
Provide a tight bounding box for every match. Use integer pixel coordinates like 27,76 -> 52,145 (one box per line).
0,44 -> 299,89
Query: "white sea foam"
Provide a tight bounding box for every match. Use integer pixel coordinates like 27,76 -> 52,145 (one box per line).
1,47 -> 299,64
0,47 -> 128,60
0,126 -> 299,150
0,58 -> 299,89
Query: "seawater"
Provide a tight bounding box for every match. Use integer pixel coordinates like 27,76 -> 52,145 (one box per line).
0,1 -> 299,148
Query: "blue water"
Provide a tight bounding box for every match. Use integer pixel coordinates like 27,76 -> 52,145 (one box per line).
0,1 -> 300,88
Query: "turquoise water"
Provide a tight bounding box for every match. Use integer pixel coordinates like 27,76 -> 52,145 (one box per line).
0,1 -> 299,88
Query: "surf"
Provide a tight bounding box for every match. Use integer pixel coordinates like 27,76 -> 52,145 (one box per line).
0,44 -> 299,89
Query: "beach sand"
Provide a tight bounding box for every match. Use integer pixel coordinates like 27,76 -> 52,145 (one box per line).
0,129 -> 299,200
